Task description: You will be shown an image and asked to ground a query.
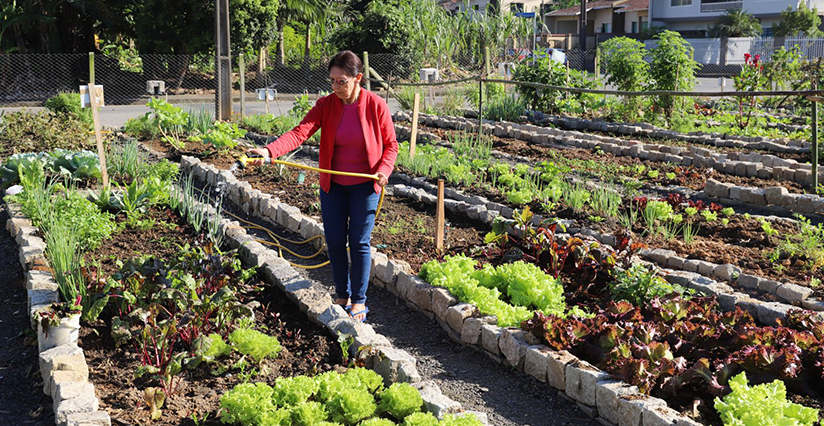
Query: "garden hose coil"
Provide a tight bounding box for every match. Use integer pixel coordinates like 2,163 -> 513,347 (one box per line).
227,154 -> 386,269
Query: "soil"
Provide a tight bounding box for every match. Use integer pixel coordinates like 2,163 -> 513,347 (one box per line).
200,155 -> 489,272
0,206 -> 55,425
206,191 -> 599,426
421,124 -> 808,195
393,126 -> 823,290
79,206 -> 344,426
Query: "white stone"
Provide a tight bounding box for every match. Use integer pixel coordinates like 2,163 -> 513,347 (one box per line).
499,327 -> 529,369
596,380 -> 638,425
413,381 -> 462,419
524,345 -> 550,382
65,411 -> 112,426
55,394 -> 99,424
546,350 -> 577,391
446,303 -> 476,333
565,360 -> 609,406
431,288 -> 457,323
617,395 -> 667,426
481,324 -> 503,355
777,283 -> 814,303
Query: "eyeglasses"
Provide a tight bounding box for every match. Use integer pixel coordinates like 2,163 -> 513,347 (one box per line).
330,76 -> 353,86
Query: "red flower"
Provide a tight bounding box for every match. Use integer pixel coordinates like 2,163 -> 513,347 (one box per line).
744,53 -> 751,60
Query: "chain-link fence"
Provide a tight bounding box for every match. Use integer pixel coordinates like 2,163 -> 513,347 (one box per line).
0,54 -> 87,105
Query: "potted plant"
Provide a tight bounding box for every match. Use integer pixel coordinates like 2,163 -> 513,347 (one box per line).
36,295 -> 82,351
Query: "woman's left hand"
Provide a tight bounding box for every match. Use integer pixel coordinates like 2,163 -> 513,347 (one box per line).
376,172 -> 388,187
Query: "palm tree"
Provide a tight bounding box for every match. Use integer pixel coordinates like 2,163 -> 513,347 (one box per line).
275,0 -> 326,66
708,9 -> 762,38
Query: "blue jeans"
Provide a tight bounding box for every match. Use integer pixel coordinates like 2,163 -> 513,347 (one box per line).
320,182 -> 380,305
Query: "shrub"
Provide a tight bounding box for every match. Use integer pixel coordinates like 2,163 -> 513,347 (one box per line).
0,111 -> 91,156
610,264 -> 687,306
123,113 -> 160,139
648,31 -> 699,121
379,383 -> 422,420
44,92 -> 93,127
513,56 -> 597,114
598,37 -> 648,121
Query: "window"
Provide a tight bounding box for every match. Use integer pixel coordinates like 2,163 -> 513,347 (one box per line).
601,23 -> 611,33
632,22 -> 638,33
473,4 -> 479,9
671,0 -> 692,6
510,2 -> 524,12
641,20 -> 649,30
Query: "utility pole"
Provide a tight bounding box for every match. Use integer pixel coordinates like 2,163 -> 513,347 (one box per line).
215,0 -> 232,121
580,0 -> 588,50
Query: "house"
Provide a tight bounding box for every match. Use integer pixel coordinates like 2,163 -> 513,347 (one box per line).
439,0 -> 548,15
649,0 -> 824,37
543,0 -> 649,48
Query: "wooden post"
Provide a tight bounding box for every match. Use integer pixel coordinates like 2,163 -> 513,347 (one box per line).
435,179 -> 445,251
215,0 -> 232,121
410,92 -> 420,159
811,95 -> 821,192
477,77 -> 484,141
384,76 -> 391,102
87,85 -> 108,189
484,46 -> 491,76
363,51 -> 370,91
88,52 -> 95,85
239,54 -> 246,118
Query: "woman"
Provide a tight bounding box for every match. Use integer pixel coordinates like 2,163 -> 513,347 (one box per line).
247,51 -> 398,322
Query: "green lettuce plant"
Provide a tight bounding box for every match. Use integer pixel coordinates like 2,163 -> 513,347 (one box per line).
228,328 -> 283,363
273,376 -> 320,406
219,382 -> 290,426
379,383 -> 423,420
402,412 -> 438,426
714,372 -> 818,426
291,401 -> 328,426
327,387 -> 376,425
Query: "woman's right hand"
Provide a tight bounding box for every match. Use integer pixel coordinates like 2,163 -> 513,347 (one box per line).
245,148 -> 270,166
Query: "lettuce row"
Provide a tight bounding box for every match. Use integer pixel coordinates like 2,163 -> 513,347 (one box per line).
714,372 -> 819,426
419,255 -> 571,327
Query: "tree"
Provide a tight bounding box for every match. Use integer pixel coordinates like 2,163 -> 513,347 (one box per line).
773,3 -> 823,37
648,30 -> 699,120
708,9 -> 762,38
274,0 -> 325,66
229,0 -> 280,71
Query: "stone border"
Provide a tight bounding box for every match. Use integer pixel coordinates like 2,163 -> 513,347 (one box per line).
396,112 -> 824,210
375,120 -> 824,314
388,172 -> 809,323
174,153 -> 486,423
517,111 -> 810,153
6,168 -> 480,426
167,146 -> 823,426
176,155 -> 708,426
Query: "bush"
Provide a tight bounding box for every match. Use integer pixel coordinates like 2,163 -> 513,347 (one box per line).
648,31 -> 699,121
0,111 -> 91,156
513,57 -> 597,114
44,92 -> 93,127
598,37 -> 648,121
123,113 -> 160,139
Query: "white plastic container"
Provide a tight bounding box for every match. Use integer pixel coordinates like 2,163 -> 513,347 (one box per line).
37,313 -> 81,352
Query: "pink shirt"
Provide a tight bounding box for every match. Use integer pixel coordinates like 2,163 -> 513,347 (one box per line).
331,103 -> 371,185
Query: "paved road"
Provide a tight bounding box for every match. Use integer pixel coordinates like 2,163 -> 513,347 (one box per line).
0,77 -> 732,129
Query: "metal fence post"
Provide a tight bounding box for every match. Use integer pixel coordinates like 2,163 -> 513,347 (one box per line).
363,51 -> 370,91
89,52 -> 95,85
239,53 -> 246,118
478,76 -> 484,141
813,97 -> 820,193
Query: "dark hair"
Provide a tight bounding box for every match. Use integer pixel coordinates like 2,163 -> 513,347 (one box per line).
328,51 -> 363,77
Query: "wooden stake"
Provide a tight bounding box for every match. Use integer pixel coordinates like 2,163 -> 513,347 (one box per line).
435,179 -> 445,251
363,51 -> 370,91
810,95 -> 821,192
410,92 -> 420,159
87,85 -> 109,189
239,53 -> 246,117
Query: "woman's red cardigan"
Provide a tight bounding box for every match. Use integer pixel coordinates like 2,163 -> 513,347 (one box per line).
265,89 -> 399,194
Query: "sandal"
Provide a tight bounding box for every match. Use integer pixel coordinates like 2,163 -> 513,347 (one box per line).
349,307 -> 369,323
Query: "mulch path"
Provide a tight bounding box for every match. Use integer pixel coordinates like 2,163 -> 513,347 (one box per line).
0,206 -> 54,425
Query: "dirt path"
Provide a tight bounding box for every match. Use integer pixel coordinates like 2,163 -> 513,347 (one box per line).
216,190 -> 595,426
0,206 -> 54,425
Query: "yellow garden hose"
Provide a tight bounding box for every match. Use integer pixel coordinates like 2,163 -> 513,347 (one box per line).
228,155 -> 386,269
